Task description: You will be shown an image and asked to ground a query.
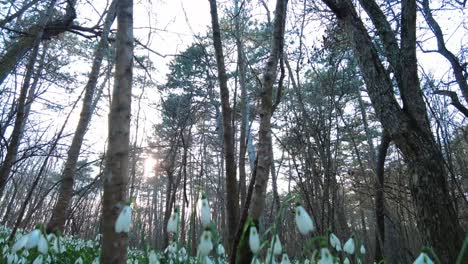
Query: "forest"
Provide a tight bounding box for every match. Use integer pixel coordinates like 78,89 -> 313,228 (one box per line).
0,0 -> 467,263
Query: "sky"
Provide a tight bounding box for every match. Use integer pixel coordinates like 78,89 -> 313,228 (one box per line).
15,0 -> 467,183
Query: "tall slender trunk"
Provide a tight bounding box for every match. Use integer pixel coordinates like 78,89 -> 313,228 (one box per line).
235,0 -> 248,210
208,0 -> 240,252
100,0 -> 133,262
236,1 -> 288,263
0,43 -> 41,197
47,0 -> 117,233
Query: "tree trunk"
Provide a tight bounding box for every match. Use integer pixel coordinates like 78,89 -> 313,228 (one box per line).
0,43 -> 41,197
374,134 -> 390,262
100,0 -> 133,262
47,0 -> 117,233
321,0 -> 466,261
208,0 -> 240,252
236,0 -> 288,263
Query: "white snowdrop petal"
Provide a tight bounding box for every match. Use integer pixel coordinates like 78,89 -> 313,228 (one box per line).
198,230 -> 213,257
317,248 -> 333,264
272,234 -> 282,255
115,205 -> 132,233
249,226 -> 260,254
217,244 -> 225,256
26,230 -> 41,249
343,257 -> 351,264
343,237 -> 355,254
148,250 -> 159,264
413,252 -> 434,264
281,253 -> 291,264
167,210 -> 179,234
12,235 -> 29,253
37,234 -> 48,255
200,198 -> 211,227
32,255 -> 43,264
329,233 -> 341,251
360,244 -> 366,254
295,206 -> 315,235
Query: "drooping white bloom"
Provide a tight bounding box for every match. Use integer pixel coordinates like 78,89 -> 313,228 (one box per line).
343,237 -> 355,254
74,257 -> 84,264
360,244 -> 366,255
115,205 -> 132,233
12,234 -> 29,253
32,255 -> 43,264
304,259 -> 310,264
26,229 -> 41,249
148,250 -> 158,264
200,194 -> 211,227
164,242 -> 177,255
295,204 -> 315,235
217,244 -> 225,256
281,253 -> 291,264
92,257 -> 100,264
198,230 -> 213,257
272,235 -> 282,256
318,248 -> 333,264
329,233 -> 341,251
204,256 -> 214,264
413,252 -> 434,264
343,257 -> 351,264
179,247 -> 188,261
249,226 -> 260,254
37,234 -> 48,254
6,253 -> 18,264
167,207 -> 179,234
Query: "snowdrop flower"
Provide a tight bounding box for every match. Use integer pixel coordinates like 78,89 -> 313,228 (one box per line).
217,244 -> 225,256
318,248 -> 333,264
115,204 -> 132,233
179,247 -> 188,261
295,204 -> 315,235
343,257 -> 350,264
148,250 -> 158,264
205,256 -> 214,264
6,253 -> 18,264
37,234 -> 48,254
12,234 -> 29,252
360,244 -> 366,255
26,229 -> 41,249
165,241 -> 177,255
198,230 -> 213,257
92,257 -> 100,264
75,257 -> 84,264
272,234 -> 282,256
249,226 -> 260,254
329,233 -> 341,251
343,237 -> 355,254
167,207 -> 179,234
200,194 -> 211,227
281,253 -> 291,264
304,259 -> 310,264
413,252 -> 434,264
32,255 -> 43,264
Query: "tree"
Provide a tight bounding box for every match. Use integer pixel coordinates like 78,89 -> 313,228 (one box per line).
208,0 -> 240,251
46,0 -> 117,233
100,0 -> 133,262
320,0 -> 466,261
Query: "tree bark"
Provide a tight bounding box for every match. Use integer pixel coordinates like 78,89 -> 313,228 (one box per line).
100,0 -> 133,262
374,134 -> 390,262
46,0 -> 117,233
236,0 -> 288,263
321,0 -> 466,262
0,43 -> 41,197
208,0 -> 240,252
